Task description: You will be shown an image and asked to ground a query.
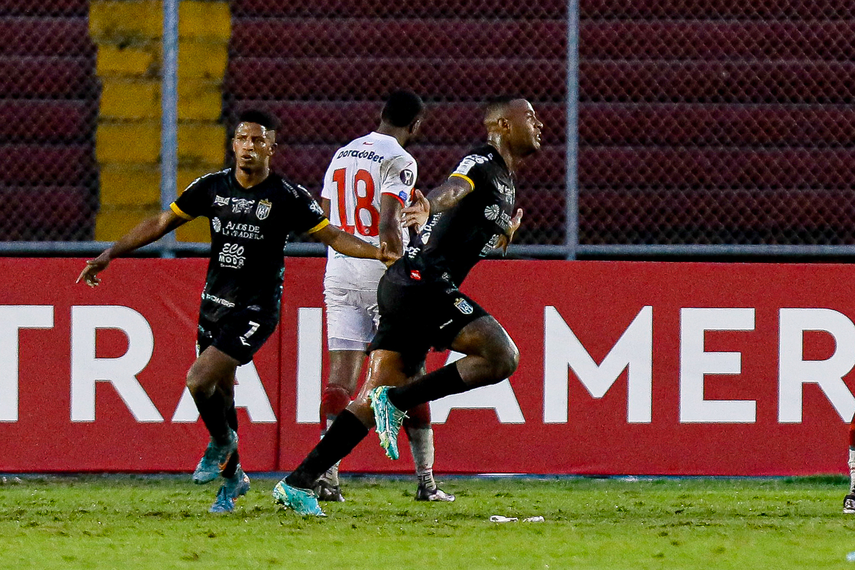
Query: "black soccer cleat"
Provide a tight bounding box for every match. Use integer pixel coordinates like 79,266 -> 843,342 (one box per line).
844,494 -> 855,514
416,485 -> 455,502
316,479 -> 345,502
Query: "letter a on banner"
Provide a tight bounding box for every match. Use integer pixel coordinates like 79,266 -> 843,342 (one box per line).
172,360 -> 276,422
429,352 -> 525,424
70,305 -> 162,422
543,305 -> 653,423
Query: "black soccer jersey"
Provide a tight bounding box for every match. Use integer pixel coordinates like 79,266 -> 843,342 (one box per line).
398,144 -> 516,287
171,168 -> 329,322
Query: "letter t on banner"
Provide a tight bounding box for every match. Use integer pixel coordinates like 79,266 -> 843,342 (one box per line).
0,306 -> 54,421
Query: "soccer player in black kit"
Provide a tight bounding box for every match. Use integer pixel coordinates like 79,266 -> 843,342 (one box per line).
273,97 -> 543,515
77,110 -> 398,513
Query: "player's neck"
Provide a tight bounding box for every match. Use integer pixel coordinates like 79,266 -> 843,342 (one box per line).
486,137 -> 517,174
235,166 -> 270,189
374,125 -> 408,148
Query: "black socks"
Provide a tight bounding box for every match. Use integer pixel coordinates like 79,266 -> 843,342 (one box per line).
387,363 -> 467,411
286,409 -> 369,489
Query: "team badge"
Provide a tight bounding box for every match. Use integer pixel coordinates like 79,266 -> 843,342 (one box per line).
454,298 -> 474,315
400,169 -> 414,186
484,204 -> 500,221
256,199 -> 272,220
212,217 -> 221,233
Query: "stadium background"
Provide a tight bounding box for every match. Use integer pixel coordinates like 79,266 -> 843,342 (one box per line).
2,0 -> 855,476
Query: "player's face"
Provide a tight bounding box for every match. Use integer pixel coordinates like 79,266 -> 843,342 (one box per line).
505,99 -> 543,156
232,122 -> 276,171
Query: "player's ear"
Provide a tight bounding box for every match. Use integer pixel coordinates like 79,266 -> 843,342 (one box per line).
268,141 -> 278,156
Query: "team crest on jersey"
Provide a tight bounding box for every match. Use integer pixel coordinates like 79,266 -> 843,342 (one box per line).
400,169 -> 414,186
484,204 -> 500,221
454,297 -> 474,315
212,217 -> 222,233
255,199 -> 272,220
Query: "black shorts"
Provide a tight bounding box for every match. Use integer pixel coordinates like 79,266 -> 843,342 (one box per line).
197,307 -> 277,365
368,273 -> 488,376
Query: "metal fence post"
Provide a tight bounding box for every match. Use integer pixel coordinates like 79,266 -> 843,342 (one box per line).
160,0 -> 179,258
565,0 -> 580,260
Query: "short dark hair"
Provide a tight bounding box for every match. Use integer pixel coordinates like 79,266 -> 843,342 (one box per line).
236,109 -> 280,132
483,95 -> 519,120
381,91 -> 425,128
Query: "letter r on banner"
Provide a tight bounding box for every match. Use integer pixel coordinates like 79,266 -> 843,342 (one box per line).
779,308 -> 855,423
71,306 -> 162,422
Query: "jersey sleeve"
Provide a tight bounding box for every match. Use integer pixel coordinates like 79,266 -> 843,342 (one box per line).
287,182 -> 330,235
449,152 -> 489,191
380,154 -> 418,206
171,174 -> 214,220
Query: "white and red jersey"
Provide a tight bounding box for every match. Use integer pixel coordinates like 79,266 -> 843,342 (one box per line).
321,131 -> 417,290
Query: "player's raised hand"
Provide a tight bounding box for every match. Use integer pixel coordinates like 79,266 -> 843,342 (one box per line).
377,241 -> 401,267
402,189 -> 430,228
76,255 -> 110,287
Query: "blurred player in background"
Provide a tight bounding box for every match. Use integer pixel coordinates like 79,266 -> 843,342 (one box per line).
273,97 -> 543,515
317,90 -> 453,503
843,420 -> 855,513
77,110 -> 397,514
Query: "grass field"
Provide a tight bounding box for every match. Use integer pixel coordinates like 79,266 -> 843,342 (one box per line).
1,474 -> 854,569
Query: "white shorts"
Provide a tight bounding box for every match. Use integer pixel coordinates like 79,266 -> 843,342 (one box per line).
324,287 -> 380,351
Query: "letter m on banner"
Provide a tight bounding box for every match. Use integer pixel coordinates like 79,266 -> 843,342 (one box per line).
543,306 -> 653,423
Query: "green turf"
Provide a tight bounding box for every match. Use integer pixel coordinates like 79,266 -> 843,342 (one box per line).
1,474 -> 854,569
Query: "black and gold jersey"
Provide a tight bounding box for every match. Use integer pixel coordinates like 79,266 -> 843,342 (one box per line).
171,168 -> 328,322
396,143 -> 516,287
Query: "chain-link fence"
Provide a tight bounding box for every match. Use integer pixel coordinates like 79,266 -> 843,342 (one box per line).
226,0 -> 568,247
579,0 -> 855,246
0,0 -> 99,241
3,0 -> 855,253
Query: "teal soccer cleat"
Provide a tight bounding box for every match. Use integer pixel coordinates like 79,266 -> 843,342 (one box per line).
369,386 -> 407,460
273,480 -> 326,517
209,466 -> 250,513
193,429 -> 238,484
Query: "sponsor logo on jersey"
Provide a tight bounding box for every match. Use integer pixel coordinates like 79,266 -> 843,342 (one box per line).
256,199 -> 272,220
410,270 -> 422,281
454,154 -> 488,176
218,243 -> 246,269
454,297 -> 474,315
335,148 -> 385,163
222,221 -> 263,240
497,182 -> 515,200
202,293 -> 235,308
212,217 -> 222,233
398,190 -> 409,202
484,204 -> 500,221
231,198 -> 255,214
214,195 -> 229,207
400,169 -> 414,186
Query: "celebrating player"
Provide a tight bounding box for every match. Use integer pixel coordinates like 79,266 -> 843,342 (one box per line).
316,91 -> 453,503
273,97 -> 543,515
77,110 -> 398,513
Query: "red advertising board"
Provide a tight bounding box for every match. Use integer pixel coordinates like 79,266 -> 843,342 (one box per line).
1,258 -> 853,475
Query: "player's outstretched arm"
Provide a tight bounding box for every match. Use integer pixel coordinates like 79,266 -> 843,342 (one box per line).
402,176 -> 473,226
76,210 -> 187,287
314,224 -> 401,266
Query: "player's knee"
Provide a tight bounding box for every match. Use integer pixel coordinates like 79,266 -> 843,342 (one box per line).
490,343 -> 519,382
185,372 -> 211,397
321,384 -> 352,419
